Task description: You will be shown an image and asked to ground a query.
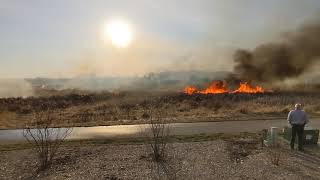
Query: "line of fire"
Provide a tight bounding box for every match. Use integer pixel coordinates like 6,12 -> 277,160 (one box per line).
183,80 -> 270,95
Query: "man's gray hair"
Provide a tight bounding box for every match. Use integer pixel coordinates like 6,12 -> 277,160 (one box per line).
295,103 -> 302,109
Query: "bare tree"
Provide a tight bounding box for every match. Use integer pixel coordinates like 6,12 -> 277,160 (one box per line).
23,111 -> 72,170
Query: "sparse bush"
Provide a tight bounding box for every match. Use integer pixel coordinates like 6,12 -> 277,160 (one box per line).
148,110 -> 169,162
143,105 -> 178,180
23,111 -> 72,170
267,143 -> 281,166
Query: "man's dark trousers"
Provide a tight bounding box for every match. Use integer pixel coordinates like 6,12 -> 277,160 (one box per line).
291,124 -> 304,150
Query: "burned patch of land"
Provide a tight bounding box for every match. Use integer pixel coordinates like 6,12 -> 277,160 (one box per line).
0,90 -> 320,129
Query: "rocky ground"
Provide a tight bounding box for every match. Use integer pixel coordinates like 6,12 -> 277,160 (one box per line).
1,137 -> 320,180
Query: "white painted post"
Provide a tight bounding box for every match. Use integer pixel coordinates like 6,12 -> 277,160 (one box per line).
270,127 -> 278,145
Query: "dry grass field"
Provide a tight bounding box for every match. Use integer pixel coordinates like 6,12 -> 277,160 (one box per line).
0,89 -> 320,129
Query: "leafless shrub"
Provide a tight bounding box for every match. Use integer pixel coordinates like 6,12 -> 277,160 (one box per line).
148,109 -> 169,162
142,105 -> 179,180
267,143 -> 281,166
23,111 -> 72,170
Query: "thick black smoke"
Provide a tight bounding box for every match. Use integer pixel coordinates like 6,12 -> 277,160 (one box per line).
233,22 -> 320,82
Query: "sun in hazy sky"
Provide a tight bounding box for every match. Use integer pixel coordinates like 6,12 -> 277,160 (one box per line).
104,19 -> 133,48
1,1 -> 320,78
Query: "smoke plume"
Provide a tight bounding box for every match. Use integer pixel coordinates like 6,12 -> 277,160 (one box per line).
233,22 -> 320,82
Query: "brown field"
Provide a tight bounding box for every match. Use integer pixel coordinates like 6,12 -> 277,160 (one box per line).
0,89 -> 320,129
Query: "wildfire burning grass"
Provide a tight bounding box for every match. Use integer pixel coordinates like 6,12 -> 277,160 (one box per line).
183,81 -> 266,95
0,87 -> 320,129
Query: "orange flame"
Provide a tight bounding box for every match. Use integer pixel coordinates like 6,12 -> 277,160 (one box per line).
232,82 -> 264,93
183,81 -> 266,94
199,81 -> 228,94
183,86 -> 197,95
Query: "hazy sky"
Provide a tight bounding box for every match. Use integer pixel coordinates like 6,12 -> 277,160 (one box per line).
0,0 -> 319,78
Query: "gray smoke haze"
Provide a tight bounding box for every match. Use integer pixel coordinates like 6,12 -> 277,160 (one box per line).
233,21 -> 320,83
0,79 -> 33,98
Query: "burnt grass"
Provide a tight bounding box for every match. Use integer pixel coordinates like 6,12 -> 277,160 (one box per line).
0,93 -> 113,114
0,90 -> 320,128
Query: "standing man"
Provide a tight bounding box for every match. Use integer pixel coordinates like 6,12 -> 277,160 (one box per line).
287,103 -> 309,151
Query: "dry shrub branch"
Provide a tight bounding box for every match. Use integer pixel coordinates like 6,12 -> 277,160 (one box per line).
23,111 -> 72,170
142,104 -> 179,180
148,107 -> 170,162
267,143 -> 282,166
